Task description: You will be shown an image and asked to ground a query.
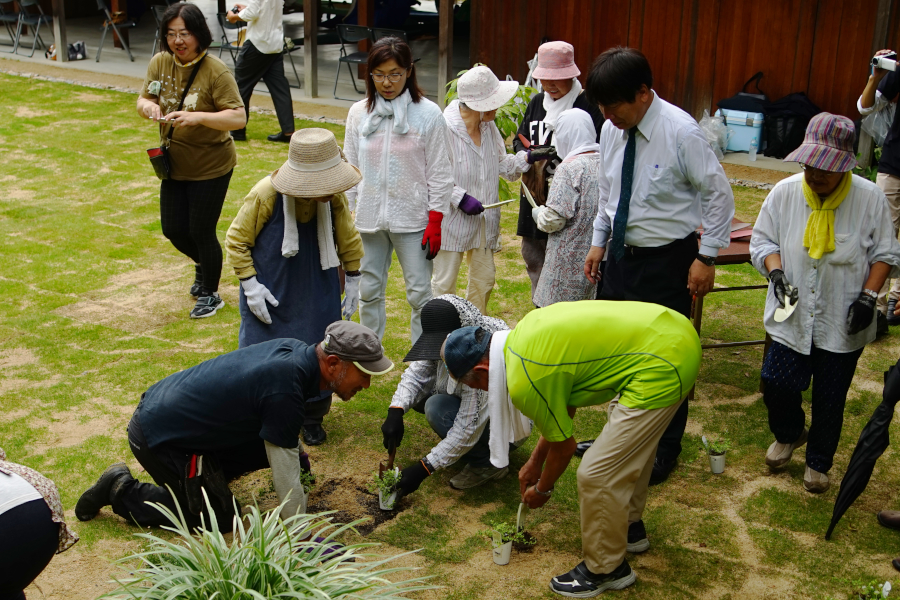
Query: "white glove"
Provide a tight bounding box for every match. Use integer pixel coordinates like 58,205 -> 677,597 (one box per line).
531,206 -> 543,223
241,276 -> 279,324
342,272 -> 361,320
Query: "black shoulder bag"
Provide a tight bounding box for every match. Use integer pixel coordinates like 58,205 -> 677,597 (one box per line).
147,55 -> 206,181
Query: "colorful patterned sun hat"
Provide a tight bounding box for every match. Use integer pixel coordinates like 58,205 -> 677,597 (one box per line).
784,112 -> 857,173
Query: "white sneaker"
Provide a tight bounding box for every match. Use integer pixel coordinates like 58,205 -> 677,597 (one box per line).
803,466 -> 830,494
765,428 -> 808,468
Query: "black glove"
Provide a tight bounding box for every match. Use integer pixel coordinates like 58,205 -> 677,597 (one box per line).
847,291 -> 877,335
395,461 -> 430,498
381,407 -> 405,451
768,269 -> 798,309
526,145 -> 557,164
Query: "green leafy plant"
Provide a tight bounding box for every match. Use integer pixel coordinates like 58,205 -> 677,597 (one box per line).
853,148 -> 881,183
445,64 -> 538,140
299,470 -> 315,494
482,520 -> 534,546
705,434 -> 731,456
850,579 -> 891,599
369,469 -> 401,508
101,490 -> 435,599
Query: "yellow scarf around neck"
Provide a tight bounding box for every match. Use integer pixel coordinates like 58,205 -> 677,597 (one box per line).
802,172 -> 852,259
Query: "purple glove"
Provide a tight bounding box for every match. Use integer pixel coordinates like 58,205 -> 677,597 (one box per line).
458,193 -> 484,215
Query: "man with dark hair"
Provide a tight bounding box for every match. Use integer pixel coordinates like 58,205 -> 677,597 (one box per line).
74,321 -> 392,532
441,301 -> 701,597
582,47 -> 735,484
227,0 -> 296,143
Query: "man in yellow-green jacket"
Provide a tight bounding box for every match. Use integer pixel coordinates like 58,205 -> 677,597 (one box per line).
224,128 -> 364,446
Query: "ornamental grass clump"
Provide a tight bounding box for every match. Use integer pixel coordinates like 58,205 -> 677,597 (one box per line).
102,490 -> 435,600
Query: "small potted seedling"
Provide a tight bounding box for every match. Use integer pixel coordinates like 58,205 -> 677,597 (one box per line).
703,434 -> 731,474
853,579 -> 891,599
484,520 -> 534,565
298,470 -> 315,514
370,467 -> 400,510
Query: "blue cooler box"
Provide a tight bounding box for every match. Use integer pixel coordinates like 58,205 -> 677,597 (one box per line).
715,108 -> 764,152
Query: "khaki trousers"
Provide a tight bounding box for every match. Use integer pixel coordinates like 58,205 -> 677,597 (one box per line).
576,397 -> 685,574
877,173 -> 900,312
431,224 -> 496,313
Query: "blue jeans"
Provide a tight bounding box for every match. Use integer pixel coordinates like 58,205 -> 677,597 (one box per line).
359,230 -> 433,343
417,394 -> 493,469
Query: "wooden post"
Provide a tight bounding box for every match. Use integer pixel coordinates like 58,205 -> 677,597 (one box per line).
303,0 -> 318,97
51,0 -> 67,62
109,0 -> 128,48
859,0 -> 893,168
356,0 -> 373,80
437,0 -> 453,108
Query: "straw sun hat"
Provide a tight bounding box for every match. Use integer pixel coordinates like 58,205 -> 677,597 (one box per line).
270,128 -> 362,197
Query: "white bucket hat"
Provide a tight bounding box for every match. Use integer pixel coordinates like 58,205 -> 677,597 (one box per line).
457,65 -> 519,112
270,128 -> 361,198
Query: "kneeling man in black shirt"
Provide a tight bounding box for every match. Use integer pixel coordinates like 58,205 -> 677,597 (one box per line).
75,320 -> 392,531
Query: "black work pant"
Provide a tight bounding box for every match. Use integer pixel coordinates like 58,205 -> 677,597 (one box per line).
0,499 -> 59,600
761,340 -> 863,473
599,232 -> 697,462
113,409 -> 269,532
234,41 -> 295,135
159,170 -> 232,293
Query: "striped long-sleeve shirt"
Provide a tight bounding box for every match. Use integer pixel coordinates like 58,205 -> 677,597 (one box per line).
441,100 -> 530,253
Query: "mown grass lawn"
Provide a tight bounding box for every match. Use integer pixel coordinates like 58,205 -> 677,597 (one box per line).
2,70 -> 900,599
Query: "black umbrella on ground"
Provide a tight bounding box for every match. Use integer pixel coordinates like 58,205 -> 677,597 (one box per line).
826,357 -> 900,540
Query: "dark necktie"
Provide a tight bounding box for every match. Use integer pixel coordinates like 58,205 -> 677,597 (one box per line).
610,127 -> 637,261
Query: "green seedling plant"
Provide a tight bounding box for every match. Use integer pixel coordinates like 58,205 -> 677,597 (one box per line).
299,470 -> 315,494
101,489 -> 436,599
704,434 -> 732,456
483,520 -> 534,547
851,579 -> 892,599
369,469 -> 401,509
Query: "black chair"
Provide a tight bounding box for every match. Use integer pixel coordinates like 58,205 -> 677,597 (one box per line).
372,28 -> 407,43
215,12 -> 245,63
14,0 -> 51,57
334,24 -> 372,100
95,0 -> 134,62
149,4 -> 167,56
0,0 -> 19,51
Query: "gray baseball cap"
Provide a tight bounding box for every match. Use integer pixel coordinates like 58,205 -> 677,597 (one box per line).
321,321 -> 394,375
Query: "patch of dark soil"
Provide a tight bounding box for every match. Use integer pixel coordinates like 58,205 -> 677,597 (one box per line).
512,530 -> 537,553
307,477 -> 405,535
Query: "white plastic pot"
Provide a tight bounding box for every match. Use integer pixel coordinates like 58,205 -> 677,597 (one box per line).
708,453 -> 726,474
492,541 -> 512,565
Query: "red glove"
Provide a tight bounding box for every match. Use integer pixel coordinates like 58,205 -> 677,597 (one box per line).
422,210 -> 443,260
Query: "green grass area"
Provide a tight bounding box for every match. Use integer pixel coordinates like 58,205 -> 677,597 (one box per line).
2,71 -> 900,599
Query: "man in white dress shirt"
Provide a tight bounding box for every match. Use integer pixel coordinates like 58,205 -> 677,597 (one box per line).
582,47 -> 735,485
227,0 -> 295,143
750,113 -> 900,494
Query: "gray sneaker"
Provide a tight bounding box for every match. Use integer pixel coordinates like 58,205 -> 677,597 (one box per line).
765,427 -> 808,468
449,464 -> 508,490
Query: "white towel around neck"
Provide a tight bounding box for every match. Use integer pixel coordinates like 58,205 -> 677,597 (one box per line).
542,78 -> 582,132
281,197 -> 340,270
487,330 -> 533,468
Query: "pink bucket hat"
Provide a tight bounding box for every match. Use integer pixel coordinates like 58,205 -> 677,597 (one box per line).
532,41 -> 580,80
457,65 -> 519,112
784,113 -> 856,173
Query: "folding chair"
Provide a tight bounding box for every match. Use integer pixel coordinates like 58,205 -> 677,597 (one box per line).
0,0 -> 18,51
95,0 -> 134,62
150,4 -> 166,56
215,12 -> 245,63
334,24 -> 372,100
14,0 -> 51,57
372,28 -> 407,43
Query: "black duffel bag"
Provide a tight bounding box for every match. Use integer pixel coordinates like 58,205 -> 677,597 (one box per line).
717,72 -> 769,114
763,92 -> 822,158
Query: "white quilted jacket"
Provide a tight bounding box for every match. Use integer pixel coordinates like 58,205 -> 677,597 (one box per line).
344,94 -> 453,233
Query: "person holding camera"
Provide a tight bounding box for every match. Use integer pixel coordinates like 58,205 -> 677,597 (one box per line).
138,3 -> 246,319
859,49 -> 900,327
227,0 -> 296,143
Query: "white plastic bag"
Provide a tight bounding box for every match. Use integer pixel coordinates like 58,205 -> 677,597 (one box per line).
862,103 -> 895,147
699,110 -> 733,161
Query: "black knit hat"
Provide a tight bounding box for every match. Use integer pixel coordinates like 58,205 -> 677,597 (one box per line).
403,299 -> 463,362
